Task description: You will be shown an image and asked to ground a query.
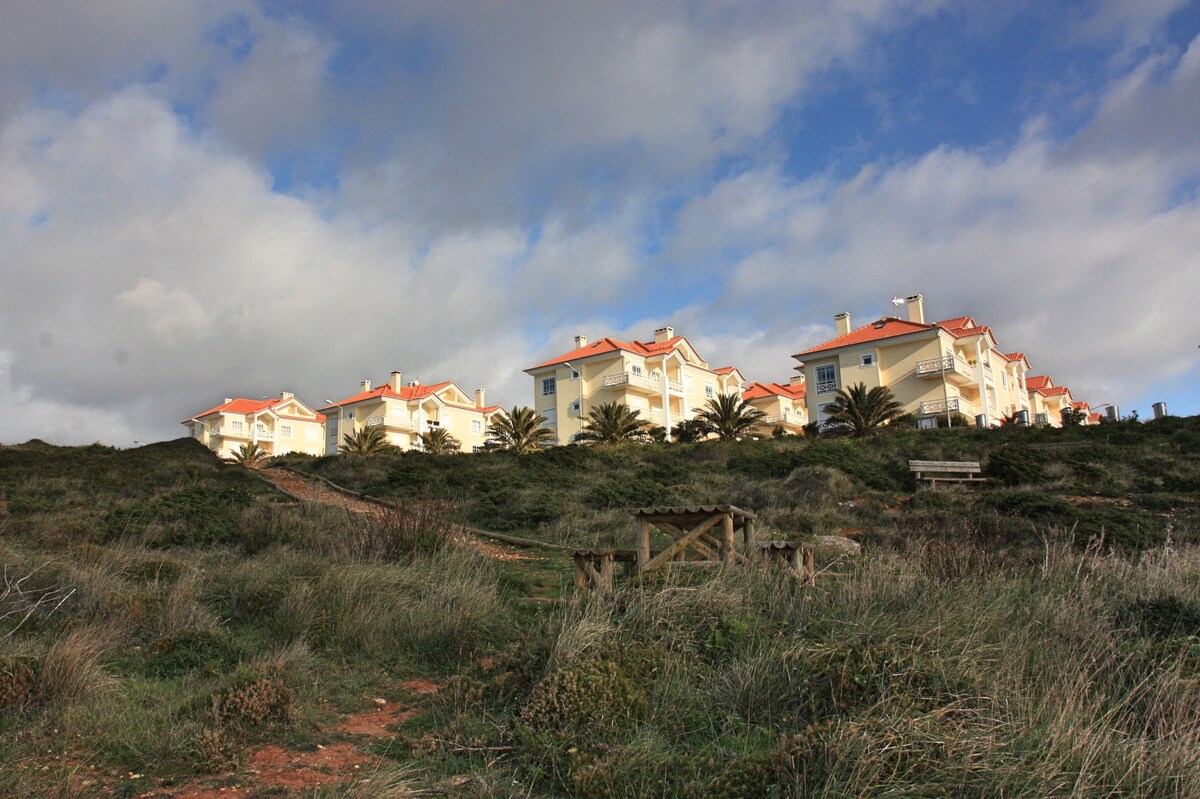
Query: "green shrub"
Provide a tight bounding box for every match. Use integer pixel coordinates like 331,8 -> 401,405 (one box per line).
142,629 -> 243,678
212,669 -> 295,729
985,446 -> 1044,486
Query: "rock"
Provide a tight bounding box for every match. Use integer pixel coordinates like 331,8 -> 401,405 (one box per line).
812,535 -> 861,555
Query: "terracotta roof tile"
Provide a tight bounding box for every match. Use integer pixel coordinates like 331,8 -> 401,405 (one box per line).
794,317 -> 936,357
935,316 -> 974,330
742,381 -> 806,401
319,381 -> 456,411
186,397 -> 324,424
1025,375 -> 1054,390
527,335 -> 690,371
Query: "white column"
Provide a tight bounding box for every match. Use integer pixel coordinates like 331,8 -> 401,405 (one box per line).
661,368 -> 672,441
974,340 -> 989,426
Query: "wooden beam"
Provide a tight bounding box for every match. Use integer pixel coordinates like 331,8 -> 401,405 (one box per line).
722,513 -> 735,566
637,517 -> 651,574
641,515 -> 722,573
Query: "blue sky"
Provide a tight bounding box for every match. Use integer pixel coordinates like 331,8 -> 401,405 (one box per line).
0,1 -> 1197,444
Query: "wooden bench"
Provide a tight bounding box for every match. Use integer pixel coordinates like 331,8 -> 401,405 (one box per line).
909,459 -> 985,490
758,541 -> 815,585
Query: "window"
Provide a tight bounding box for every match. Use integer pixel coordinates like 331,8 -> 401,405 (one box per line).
685,375 -> 694,392
570,399 -> 581,414
541,408 -> 557,428
231,420 -> 244,432
344,411 -> 353,420
815,364 -> 838,394
542,377 -> 556,396
704,383 -> 715,399
859,353 -> 874,367
472,419 -> 483,435
280,425 -> 292,437
441,412 -> 452,429
631,364 -> 643,377
570,369 -> 580,380
1001,372 -> 1008,388
256,422 -> 267,435
1035,412 -> 1049,426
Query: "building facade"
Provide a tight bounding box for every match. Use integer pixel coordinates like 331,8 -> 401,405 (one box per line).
183,392 -> 326,458
794,295 -> 1086,429
320,371 -> 500,453
525,328 -> 745,444
741,377 -> 809,435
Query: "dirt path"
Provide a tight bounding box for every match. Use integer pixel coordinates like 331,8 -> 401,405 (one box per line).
257,468 -> 386,515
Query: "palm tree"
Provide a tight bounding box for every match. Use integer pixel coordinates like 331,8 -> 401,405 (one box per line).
420,426 -> 462,454
340,425 -> 399,456
574,402 -> 650,444
821,382 -> 904,437
671,417 -> 714,443
231,442 -> 270,467
486,406 -> 556,453
696,392 -> 766,441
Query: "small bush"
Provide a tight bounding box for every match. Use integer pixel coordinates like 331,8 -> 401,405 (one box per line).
519,657 -> 647,735
985,446 -> 1043,486
213,670 -> 295,729
143,629 -> 243,678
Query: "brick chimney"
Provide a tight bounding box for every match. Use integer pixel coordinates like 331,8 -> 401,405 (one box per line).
905,294 -> 925,324
475,388 -> 486,408
834,313 -> 851,337
654,326 -> 675,343
360,380 -> 371,392
390,371 -> 402,391
574,335 -> 587,349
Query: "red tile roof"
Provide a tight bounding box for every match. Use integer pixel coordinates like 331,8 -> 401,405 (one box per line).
319,381 -> 456,411
936,316 -> 975,330
949,325 -> 998,345
1039,386 -> 1071,397
794,317 -> 936,357
1003,352 -> 1030,368
1025,375 -> 1054,390
742,381 -> 806,401
187,398 -> 325,424
1071,401 -> 1089,409
1088,413 -> 1102,424
714,366 -> 738,375
527,335 -> 691,371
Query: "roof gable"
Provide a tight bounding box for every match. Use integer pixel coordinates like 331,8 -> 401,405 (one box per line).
794,317 -> 936,358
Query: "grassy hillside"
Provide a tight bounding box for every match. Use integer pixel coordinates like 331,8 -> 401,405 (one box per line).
287,416 -> 1200,551
1,418 -> 1198,797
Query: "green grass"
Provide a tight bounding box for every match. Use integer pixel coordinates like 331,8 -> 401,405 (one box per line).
1,417 -> 1199,796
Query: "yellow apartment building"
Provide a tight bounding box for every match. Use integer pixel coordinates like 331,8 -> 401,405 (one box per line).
792,294 -> 1081,430
183,392 -> 326,458
742,377 -> 809,435
525,327 -> 745,444
320,371 -> 501,453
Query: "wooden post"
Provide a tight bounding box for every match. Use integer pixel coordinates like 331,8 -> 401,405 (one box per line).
722,512 -> 735,566
637,517 -> 651,575
742,518 -> 755,550
598,553 -> 614,592
573,555 -> 588,591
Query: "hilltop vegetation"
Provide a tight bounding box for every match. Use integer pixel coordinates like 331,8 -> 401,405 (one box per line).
1,418 -> 1199,797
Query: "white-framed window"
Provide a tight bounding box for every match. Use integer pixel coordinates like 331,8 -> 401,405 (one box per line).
344,411 -> 353,420
256,422 -> 267,435
542,377 -> 556,396
231,420 -> 244,432
541,408 -> 557,428
815,364 -> 839,394
306,428 -> 319,441
685,375 -> 694,392
441,412 -> 453,429
1001,372 -> 1008,388
472,419 -> 483,434
280,424 -> 292,437
631,364 -> 644,377
860,353 -> 874,367
570,399 -> 581,415
704,382 -> 715,399
570,369 -> 580,380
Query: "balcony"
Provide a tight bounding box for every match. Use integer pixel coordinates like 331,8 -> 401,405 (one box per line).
254,430 -> 274,440
214,426 -> 248,439
915,355 -> 974,384
760,411 -> 801,426
814,378 -> 839,394
919,396 -> 979,418
368,415 -> 415,430
666,378 -> 684,393
603,371 -> 659,394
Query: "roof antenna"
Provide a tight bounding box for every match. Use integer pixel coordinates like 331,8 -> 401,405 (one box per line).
890,297 -> 904,316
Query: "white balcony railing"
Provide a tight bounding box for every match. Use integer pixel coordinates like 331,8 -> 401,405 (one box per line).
815,378 -> 839,394
645,409 -> 665,425
759,412 -> 796,425
914,355 -> 973,378
368,415 -> 415,430
919,396 -> 979,418
603,371 -> 659,392
207,427 -> 221,437
367,416 -> 385,426
254,431 -> 274,440
667,379 -> 684,393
